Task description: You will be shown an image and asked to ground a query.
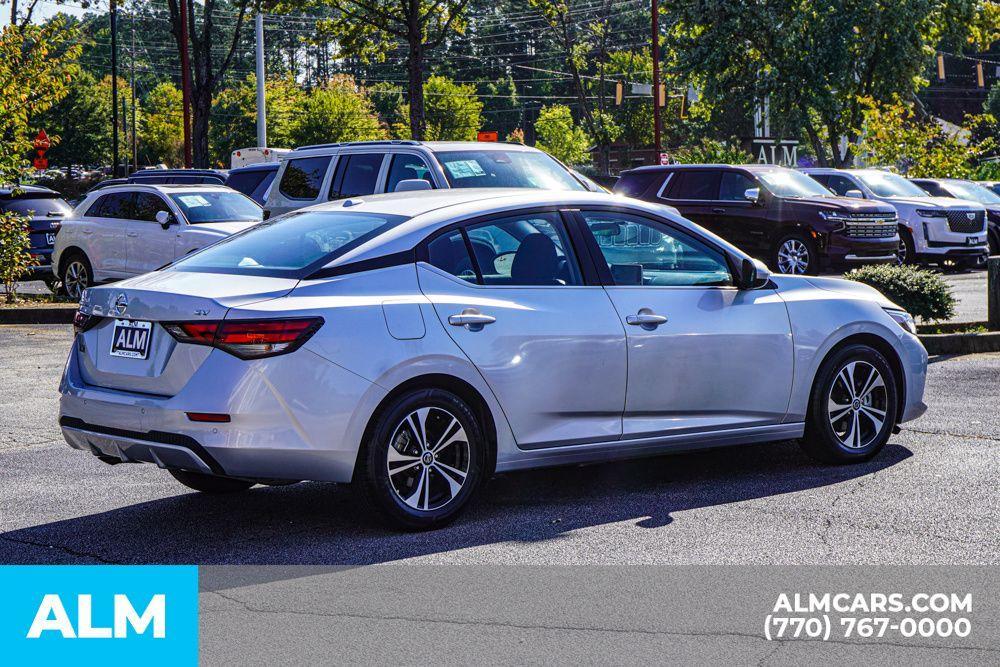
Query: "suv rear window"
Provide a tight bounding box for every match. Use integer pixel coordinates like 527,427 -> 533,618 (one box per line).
225,170 -> 270,196
330,153 -> 384,199
279,156 -> 331,200
667,170 -> 721,200
1,196 -> 72,217
614,171 -> 662,197
88,192 -> 133,218
169,210 -> 408,278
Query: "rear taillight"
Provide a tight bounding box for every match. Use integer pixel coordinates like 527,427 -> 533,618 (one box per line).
73,310 -> 100,335
162,317 -> 323,359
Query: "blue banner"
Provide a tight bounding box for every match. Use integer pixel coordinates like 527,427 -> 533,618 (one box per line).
0,566 -> 198,666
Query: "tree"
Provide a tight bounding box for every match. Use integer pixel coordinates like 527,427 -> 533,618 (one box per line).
311,0 -> 475,139
210,75 -> 303,164
534,104 -> 591,166
672,138 -> 751,165
666,0 -> 964,166
164,0 -> 258,166
858,100 -> 976,177
367,82 -> 409,139
33,70 -> 111,166
143,83 -> 185,167
288,76 -> 385,146
0,20 -> 81,301
421,76 -> 482,141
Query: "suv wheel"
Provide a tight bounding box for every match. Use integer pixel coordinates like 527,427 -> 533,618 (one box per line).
773,233 -> 817,275
897,228 -> 915,265
800,344 -> 898,463
355,388 -> 486,530
168,469 -> 256,493
61,253 -> 92,300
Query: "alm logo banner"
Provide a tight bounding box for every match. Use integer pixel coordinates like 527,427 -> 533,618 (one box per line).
0,565 -> 197,666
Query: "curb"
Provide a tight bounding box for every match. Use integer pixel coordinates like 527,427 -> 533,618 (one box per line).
0,305 -> 76,325
918,331 -> 1000,355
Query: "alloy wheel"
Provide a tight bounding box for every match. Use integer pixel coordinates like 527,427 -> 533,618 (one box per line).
777,239 -> 810,274
827,360 -> 887,449
896,237 -> 907,265
64,261 -> 89,300
386,406 -> 471,512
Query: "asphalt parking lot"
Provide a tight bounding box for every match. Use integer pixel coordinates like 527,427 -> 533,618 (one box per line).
1,323 -> 998,566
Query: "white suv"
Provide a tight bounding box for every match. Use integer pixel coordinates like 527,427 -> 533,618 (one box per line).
53,184 -> 262,298
803,168 -> 988,268
263,140 -> 591,218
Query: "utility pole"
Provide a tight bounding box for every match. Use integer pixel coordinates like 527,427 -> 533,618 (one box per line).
131,11 -> 138,171
110,0 -> 120,176
255,12 -> 266,148
651,0 -> 661,159
179,0 -> 193,168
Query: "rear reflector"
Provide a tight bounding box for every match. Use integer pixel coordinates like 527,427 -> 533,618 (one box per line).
163,317 -> 323,360
186,412 -> 231,423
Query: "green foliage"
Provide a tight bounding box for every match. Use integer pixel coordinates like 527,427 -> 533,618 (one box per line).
0,211 -> 31,304
673,138 -> 751,164
367,82 -> 409,139
844,264 -> 956,322
288,76 -> 385,147
142,83 -> 184,167
534,104 -> 592,166
505,128 -> 526,144
211,76 -> 305,165
607,50 -> 654,148
420,76 -> 483,141
33,70 -> 111,166
858,100 -> 986,178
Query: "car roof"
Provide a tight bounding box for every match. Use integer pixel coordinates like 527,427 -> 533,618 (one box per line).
0,184 -> 61,198
289,140 -> 542,156
622,163 -> 786,175
288,188 -> 748,270
86,183 -> 235,197
131,168 -> 225,177
227,163 -> 279,173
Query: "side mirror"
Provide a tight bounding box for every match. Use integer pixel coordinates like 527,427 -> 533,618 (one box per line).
394,179 -> 433,193
155,210 -> 174,228
845,189 -> 864,199
744,187 -> 761,204
738,257 -> 771,290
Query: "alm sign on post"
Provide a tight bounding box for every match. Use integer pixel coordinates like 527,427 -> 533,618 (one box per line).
747,138 -> 798,167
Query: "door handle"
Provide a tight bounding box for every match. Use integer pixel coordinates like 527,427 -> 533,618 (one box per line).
448,308 -> 496,332
712,207 -> 726,214
126,232 -> 139,237
626,308 -> 668,330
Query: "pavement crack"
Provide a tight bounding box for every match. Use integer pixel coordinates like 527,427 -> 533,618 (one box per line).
901,426 -> 1000,444
0,534 -> 117,564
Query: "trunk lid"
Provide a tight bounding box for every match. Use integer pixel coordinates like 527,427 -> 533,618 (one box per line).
76,270 -> 298,395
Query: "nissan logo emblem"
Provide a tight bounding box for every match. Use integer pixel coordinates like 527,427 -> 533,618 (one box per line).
112,293 -> 129,317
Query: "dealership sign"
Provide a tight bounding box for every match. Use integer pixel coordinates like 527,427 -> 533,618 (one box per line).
747,138 -> 799,167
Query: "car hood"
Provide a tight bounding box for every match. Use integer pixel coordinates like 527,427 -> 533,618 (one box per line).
185,220 -> 260,235
771,274 -> 901,310
775,196 -> 896,214
880,196 -> 985,210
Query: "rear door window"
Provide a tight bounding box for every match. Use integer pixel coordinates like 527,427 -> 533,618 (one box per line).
89,192 -> 134,218
385,154 -> 434,193
666,170 -> 722,200
330,153 -> 385,199
279,156 -> 331,200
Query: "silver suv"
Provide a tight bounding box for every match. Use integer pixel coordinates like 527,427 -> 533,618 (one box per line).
263,140 -> 590,218
803,168 -> 988,268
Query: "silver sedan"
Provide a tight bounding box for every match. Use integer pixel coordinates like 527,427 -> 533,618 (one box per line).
59,189 -> 928,529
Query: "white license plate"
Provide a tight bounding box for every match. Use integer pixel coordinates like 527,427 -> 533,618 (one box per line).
967,236 -> 981,245
45,233 -> 56,245
110,319 -> 152,359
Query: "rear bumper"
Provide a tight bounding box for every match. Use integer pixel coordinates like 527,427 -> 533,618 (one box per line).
58,340 -> 386,482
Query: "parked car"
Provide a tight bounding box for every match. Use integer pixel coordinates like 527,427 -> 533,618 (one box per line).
263,140 -> 589,218
803,168 -> 988,269
980,181 -> 1000,198
614,164 -> 899,274
0,185 -> 73,289
59,189 -> 927,529
224,162 -> 279,205
53,184 -> 262,299
910,178 -> 1000,255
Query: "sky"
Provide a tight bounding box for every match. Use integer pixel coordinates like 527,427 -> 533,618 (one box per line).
1,0 -> 97,26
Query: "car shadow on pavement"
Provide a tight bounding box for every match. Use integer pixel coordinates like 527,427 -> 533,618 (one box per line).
0,439 -> 911,566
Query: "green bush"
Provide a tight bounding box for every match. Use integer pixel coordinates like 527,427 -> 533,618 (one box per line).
843,264 -> 956,322
0,210 -> 31,303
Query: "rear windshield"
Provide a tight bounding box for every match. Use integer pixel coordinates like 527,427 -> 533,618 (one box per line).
168,191 -> 262,224
436,150 -> 586,191
168,209 -> 409,278
1,196 -> 72,217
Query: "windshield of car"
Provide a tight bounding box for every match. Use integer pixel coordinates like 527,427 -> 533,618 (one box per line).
1,196 -> 73,217
758,169 -> 834,198
436,150 -> 586,191
854,171 -> 929,198
168,191 -> 262,223
942,181 -> 1000,205
168,210 -> 409,277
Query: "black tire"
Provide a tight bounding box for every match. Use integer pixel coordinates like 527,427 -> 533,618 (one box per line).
60,252 -> 93,300
42,276 -> 62,294
355,388 -> 487,530
800,344 -> 898,463
168,468 -> 256,494
897,227 -> 915,265
772,232 -> 818,275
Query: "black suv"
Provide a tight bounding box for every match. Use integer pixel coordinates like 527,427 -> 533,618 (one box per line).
614,164 -> 899,274
0,185 -> 73,287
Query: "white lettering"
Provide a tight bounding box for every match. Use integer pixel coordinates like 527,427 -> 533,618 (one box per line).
78,594 -> 113,638
26,594 -> 76,639
114,594 -> 166,638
